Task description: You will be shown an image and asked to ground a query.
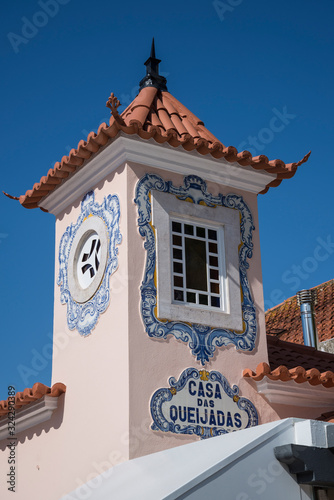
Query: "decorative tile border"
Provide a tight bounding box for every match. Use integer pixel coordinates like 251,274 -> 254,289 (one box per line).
57,191 -> 122,335
134,174 -> 256,365
150,368 -> 258,439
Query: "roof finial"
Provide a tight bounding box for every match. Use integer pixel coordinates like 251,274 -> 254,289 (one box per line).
139,38 -> 168,92
150,37 -> 156,59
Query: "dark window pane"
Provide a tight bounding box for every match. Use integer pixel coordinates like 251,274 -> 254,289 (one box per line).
173,248 -> 183,260
210,269 -> 219,280
174,290 -> 184,301
185,237 -> 207,291
184,224 -> 194,235
208,229 -> 217,240
209,242 -> 218,254
199,294 -> 208,305
209,256 -> 218,267
174,276 -> 183,287
187,292 -> 196,303
173,262 -> 183,274
196,226 -> 205,238
210,282 -> 220,294
211,296 -> 220,308
172,221 -> 182,233
173,235 -> 182,246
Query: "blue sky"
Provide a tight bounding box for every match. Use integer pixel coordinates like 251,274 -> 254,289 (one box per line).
1,0 -> 334,396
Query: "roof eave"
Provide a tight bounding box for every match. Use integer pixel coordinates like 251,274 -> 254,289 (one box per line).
6,87 -> 311,210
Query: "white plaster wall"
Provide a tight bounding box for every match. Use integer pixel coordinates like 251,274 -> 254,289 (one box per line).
65,418 -> 321,500
0,164 -> 131,500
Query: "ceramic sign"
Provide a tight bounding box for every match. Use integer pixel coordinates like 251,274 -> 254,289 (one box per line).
151,367 -> 258,439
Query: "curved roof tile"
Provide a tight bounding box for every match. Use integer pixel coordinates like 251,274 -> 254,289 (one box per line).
10,86 -> 310,210
317,410 -> 334,423
0,382 -> 66,417
243,362 -> 334,388
266,279 -> 334,344
267,335 -> 334,372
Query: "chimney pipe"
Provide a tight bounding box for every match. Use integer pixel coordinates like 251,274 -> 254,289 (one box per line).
296,289 -> 318,349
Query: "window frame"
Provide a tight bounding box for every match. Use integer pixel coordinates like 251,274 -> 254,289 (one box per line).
170,216 -> 226,312
152,190 -> 243,330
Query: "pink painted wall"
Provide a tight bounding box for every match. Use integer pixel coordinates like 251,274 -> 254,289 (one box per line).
0,165 -> 131,500
0,148 -> 317,499
125,162 -> 278,459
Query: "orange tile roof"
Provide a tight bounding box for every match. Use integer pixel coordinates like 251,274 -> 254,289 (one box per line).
243,362 -> 334,388
0,382 -> 66,417
244,330 -> 334,394
267,335 -> 334,372
317,410 -> 334,423
5,85 -> 310,210
266,279 -> 334,344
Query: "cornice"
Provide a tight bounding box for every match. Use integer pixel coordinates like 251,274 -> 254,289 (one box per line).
39,134 -> 277,216
250,378 -> 334,408
0,395 -> 59,440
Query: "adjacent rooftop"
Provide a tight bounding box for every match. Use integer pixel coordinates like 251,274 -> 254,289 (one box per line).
266,279 -> 334,344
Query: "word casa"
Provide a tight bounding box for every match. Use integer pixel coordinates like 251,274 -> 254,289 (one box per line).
168,379 -> 242,429
189,379 -> 223,401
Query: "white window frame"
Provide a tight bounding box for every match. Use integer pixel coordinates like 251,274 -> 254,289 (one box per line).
170,216 -> 226,311
152,190 -> 243,330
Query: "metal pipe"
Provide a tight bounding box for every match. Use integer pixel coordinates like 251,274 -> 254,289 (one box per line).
296,289 -> 318,349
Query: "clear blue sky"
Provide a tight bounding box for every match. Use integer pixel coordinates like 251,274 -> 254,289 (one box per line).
1,0 -> 334,397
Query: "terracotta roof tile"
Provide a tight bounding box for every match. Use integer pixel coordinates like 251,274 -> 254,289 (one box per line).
317,410 -> 334,423
245,335 -> 334,392
267,335 -> 334,372
243,362 -> 334,388
266,279 -> 334,344
6,86 -> 310,210
0,383 -> 66,417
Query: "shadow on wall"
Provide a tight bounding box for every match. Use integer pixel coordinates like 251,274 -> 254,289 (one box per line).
0,393 -> 65,452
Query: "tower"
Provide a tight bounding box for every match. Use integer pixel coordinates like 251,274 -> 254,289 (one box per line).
1,41 -> 311,499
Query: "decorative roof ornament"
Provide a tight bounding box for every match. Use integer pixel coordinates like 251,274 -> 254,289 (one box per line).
3,42 -> 311,209
139,38 -> 168,92
106,92 -> 125,126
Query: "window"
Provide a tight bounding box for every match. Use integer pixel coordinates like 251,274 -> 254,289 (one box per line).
171,218 -> 225,310
152,190 -> 242,330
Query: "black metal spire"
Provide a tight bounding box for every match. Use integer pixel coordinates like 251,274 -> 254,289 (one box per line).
139,38 -> 168,92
